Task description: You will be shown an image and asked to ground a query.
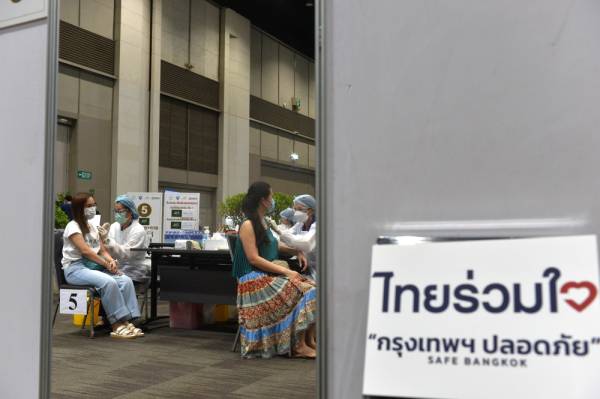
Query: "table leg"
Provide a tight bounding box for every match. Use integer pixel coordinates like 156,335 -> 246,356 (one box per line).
151,253 -> 157,320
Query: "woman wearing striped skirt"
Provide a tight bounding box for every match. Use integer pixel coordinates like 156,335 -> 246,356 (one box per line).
233,182 -> 317,359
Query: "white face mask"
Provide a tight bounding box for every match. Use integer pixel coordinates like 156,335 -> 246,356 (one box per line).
294,210 -> 308,224
84,207 -> 96,220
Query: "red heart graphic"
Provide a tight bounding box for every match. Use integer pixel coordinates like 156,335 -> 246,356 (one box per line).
560,281 -> 598,312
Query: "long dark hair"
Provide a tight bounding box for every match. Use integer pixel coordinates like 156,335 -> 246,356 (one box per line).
71,192 -> 92,236
242,181 -> 271,247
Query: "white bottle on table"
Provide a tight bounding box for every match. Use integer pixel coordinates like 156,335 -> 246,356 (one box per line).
201,226 -> 210,248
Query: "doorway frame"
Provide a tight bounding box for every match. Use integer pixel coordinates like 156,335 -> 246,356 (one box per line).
40,0 -> 59,397
315,0 -> 327,398
40,1 -> 327,398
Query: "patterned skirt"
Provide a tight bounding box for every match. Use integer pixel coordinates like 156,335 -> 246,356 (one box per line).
237,270 -> 317,358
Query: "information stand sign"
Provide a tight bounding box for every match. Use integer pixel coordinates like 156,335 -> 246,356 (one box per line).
363,235 -> 600,399
126,192 -> 163,244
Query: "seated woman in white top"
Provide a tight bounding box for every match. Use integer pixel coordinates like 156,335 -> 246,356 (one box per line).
274,195 -> 317,280
61,192 -> 143,339
98,195 -> 150,284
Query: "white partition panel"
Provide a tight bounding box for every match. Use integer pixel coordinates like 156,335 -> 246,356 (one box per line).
0,1 -> 54,397
321,0 -> 600,397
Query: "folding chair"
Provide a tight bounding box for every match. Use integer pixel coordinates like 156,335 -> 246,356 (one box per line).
227,233 -> 296,356
52,229 -> 103,338
226,234 -> 241,352
134,279 -> 150,321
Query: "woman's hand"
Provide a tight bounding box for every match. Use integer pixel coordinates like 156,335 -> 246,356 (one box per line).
97,223 -> 110,244
106,258 -> 118,274
297,251 -> 308,272
284,269 -> 300,280
266,217 -> 281,235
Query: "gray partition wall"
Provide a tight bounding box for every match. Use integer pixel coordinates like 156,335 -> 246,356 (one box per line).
0,1 -> 55,397
321,0 -> 600,397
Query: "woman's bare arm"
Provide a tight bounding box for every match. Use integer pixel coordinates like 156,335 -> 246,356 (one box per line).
278,241 -> 297,255
239,221 -> 297,278
69,233 -> 110,268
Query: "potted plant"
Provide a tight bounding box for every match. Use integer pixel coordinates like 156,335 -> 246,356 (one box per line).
55,192 -> 70,229
218,191 -> 295,230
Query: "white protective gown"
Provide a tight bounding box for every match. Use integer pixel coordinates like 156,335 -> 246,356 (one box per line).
277,223 -> 292,232
278,221 -> 317,280
106,220 -> 150,283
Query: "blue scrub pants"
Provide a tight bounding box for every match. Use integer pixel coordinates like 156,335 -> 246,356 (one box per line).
64,261 -> 141,324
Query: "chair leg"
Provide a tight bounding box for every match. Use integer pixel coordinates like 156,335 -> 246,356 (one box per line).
143,288 -> 149,320
89,295 -> 95,339
81,311 -> 88,332
232,325 -> 241,352
139,294 -> 146,321
52,303 -> 59,328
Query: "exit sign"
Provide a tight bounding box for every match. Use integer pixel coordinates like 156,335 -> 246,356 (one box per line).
77,170 -> 92,180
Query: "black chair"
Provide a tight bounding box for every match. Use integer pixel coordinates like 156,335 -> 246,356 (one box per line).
226,234 -> 242,352
53,229 -> 103,338
226,232 -> 305,352
133,279 -> 150,321
227,233 -> 297,356
226,234 -> 238,265
282,254 -> 302,273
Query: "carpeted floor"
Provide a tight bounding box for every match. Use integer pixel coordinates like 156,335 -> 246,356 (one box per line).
51,303 -> 316,398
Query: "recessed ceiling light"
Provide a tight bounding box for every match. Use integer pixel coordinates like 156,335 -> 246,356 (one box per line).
290,153 -> 300,161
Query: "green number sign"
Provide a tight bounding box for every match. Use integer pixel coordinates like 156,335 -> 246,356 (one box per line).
77,170 -> 92,180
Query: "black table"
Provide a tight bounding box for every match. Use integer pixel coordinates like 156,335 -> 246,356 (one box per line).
133,248 -> 236,322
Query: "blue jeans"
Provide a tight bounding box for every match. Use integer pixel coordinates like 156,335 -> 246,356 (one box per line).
64,261 -> 140,324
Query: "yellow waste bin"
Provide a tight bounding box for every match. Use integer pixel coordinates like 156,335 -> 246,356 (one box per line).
214,304 -> 228,322
227,305 -> 238,321
73,298 -> 103,327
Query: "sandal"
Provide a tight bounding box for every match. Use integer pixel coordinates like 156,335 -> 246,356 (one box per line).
110,325 -> 137,339
292,351 -> 317,359
291,345 -> 316,359
127,322 -> 145,337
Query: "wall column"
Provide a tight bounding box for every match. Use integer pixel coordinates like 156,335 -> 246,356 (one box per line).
217,8 -> 251,209
148,0 -> 162,192
111,0 -> 151,199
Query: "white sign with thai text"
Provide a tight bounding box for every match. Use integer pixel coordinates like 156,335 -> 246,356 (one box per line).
163,192 -> 200,239
363,235 -> 600,399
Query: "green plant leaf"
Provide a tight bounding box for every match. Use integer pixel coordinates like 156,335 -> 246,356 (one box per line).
218,193 -> 246,227
55,204 -> 69,229
271,192 -> 294,222
218,191 -> 296,226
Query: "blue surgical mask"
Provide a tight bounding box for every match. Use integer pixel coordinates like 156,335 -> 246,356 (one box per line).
115,211 -> 128,225
269,198 -> 276,212
264,198 -> 275,213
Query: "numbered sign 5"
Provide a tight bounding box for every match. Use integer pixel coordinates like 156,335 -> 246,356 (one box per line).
59,289 -> 88,315
138,202 -> 152,217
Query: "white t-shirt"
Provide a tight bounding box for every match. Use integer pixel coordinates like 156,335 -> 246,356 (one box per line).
62,220 -> 101,268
